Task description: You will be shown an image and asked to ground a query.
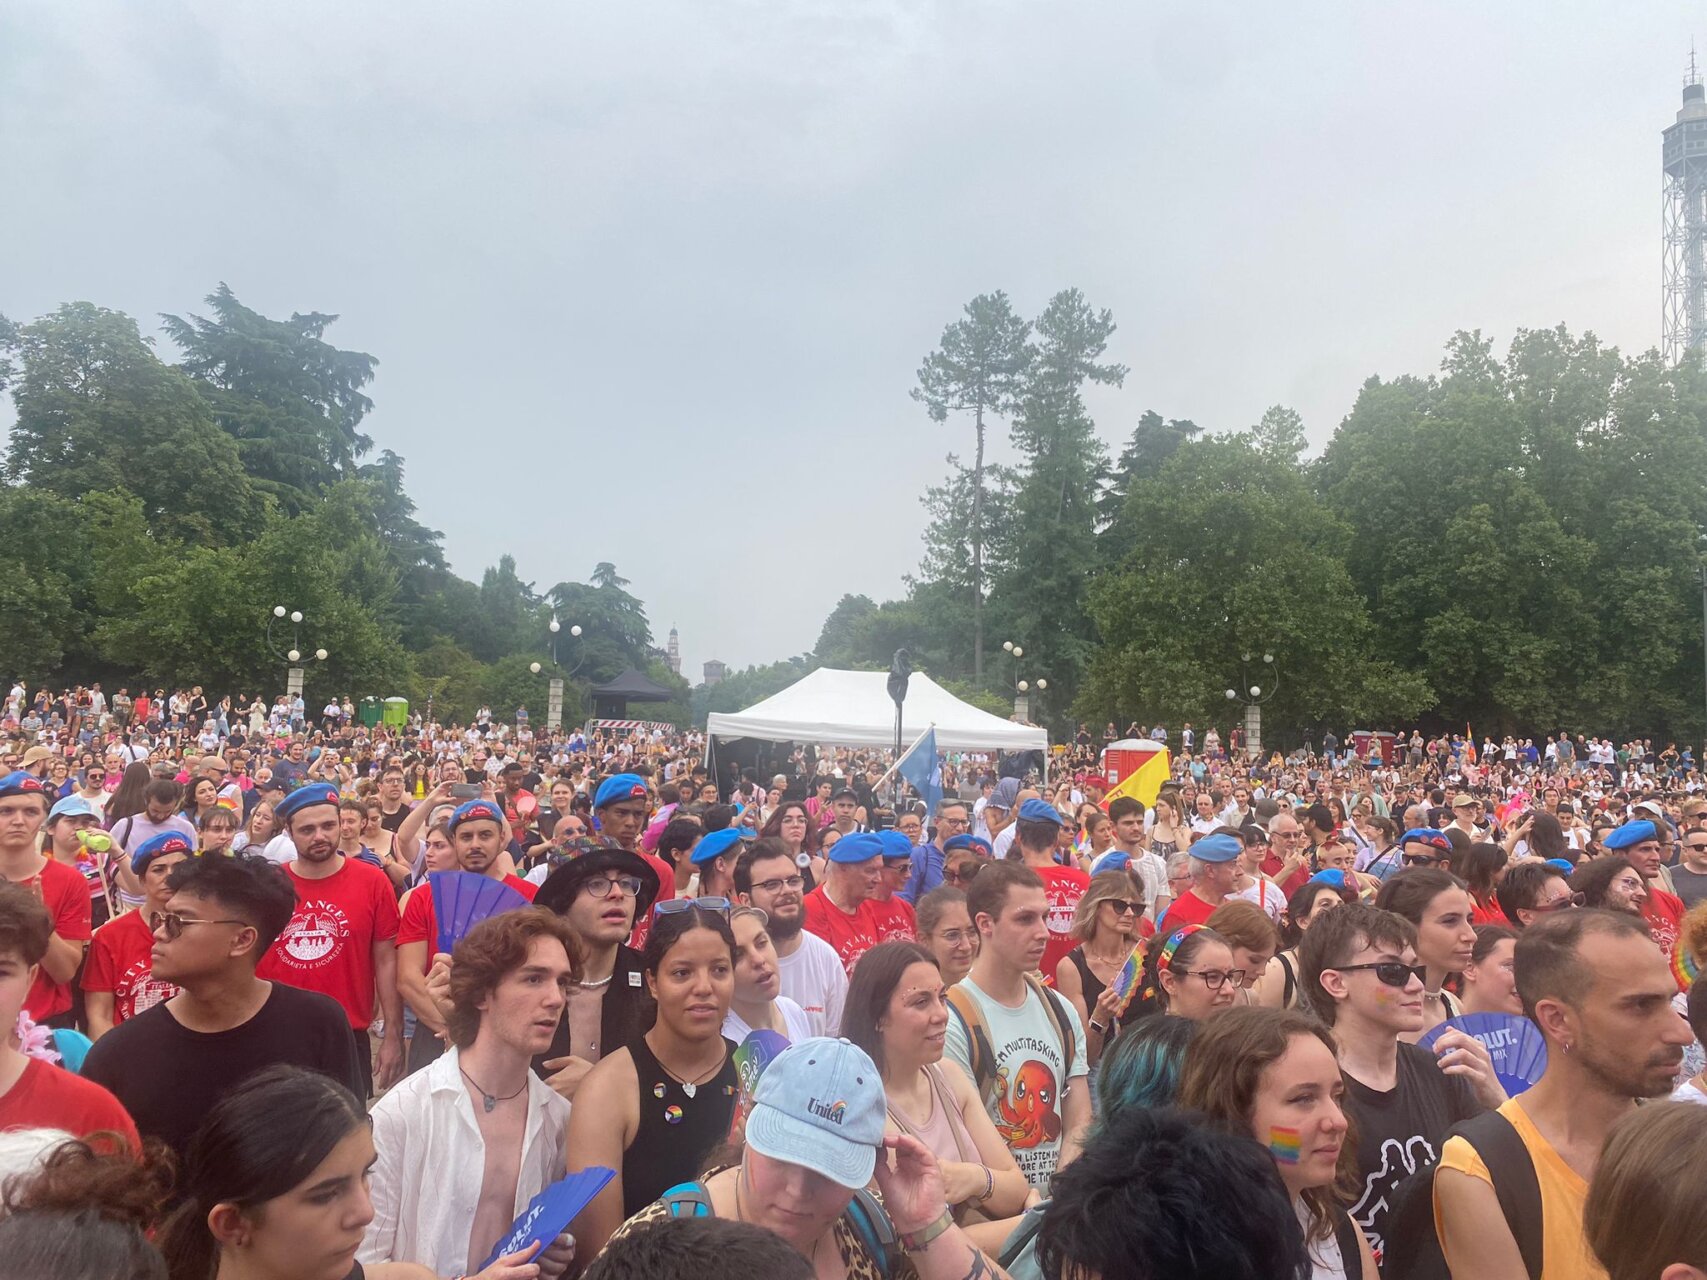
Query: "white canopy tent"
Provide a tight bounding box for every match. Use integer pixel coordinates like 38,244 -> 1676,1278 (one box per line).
705,668 -> 1047,753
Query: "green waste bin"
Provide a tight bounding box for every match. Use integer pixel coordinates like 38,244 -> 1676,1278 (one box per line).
358,697 -> 383,728
381,697 -> 409,728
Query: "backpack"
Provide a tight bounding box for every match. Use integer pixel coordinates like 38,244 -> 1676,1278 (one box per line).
945,973 -> 1078,1099
1382,1108 -> 1542,1280
662,1180 -> 899,1280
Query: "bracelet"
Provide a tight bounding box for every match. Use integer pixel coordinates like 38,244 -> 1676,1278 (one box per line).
899,1207 -> 955,1253
978,1165 -> 994,1202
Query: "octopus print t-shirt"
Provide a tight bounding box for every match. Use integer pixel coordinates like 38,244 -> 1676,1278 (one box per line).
943,976 -> 1088,1189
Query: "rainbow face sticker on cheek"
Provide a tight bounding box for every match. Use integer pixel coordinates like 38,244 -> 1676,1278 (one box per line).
1268,1126 -> 1303,1164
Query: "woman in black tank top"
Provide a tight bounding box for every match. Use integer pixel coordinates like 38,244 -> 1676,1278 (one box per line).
564,903 -> 740,1262
1056,871 -> 1147,1064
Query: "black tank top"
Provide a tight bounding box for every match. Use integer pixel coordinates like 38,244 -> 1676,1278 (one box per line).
623,1035 -> 739,1217
1068,948 -> 1136,1031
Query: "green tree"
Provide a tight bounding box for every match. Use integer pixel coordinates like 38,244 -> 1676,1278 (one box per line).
814,594 -> 878,666
1248,404 -> 1307,465
992,289 -> 1126,723
692,656 -> 816,725
1099,410 -> 1202,553
911,292 -> 1033,679
1084,435 -> 1429,738
162,283 -> 378,512
5,304 -> 263,544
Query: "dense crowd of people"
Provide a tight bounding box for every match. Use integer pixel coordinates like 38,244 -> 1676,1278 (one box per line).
1,681 -> 1705,1279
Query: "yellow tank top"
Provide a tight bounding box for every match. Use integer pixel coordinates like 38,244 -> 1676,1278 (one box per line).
1434,1097 -> 1606,1280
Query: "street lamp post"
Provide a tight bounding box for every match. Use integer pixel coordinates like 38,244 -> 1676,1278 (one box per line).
266,606 -> 328,703
1001,640 -> 1047,724
529,616 -> 584,729
1224,652 -> 1278,760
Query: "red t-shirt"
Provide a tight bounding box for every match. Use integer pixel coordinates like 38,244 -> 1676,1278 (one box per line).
396,872 -> 537,973
1038,864 -> 1091,987
1155,888 -> 1222,936
1470,897 -> 1510,927
802,886 -> 881,976
15,858 -> 93,1021
83,909 -> 179,1025
1261,853 -> 1311,899
1643,887 -> 1687,985
628,850 -> 678,952
257,858 -> 401,1029
868,895 -> 916,944
0,1057 -> 139,1151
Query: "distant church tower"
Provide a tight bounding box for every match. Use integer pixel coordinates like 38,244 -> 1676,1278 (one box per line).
704,659 -> 727,687
667,626 -> 681,676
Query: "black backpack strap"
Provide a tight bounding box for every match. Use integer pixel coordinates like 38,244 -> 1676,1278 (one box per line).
1453,1110 -> 1544,1280
1332,1207 -> 1363,1277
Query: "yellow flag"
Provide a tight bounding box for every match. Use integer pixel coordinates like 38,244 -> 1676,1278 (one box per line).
1100,747 -> 1171,810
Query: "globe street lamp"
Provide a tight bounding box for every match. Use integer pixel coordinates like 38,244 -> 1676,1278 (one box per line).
1224,653 -> 1278,760
265,606 -> 328,704
1002,640 -> 1045,723
542,616 -> 587,729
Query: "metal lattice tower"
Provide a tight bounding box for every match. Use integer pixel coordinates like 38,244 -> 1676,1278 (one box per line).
1663,49 -> 1707,366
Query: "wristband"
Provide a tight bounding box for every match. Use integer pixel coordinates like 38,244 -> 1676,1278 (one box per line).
1088,1020 -> 1108,1036
899,1207 -> 954,1253
978,1165 -> 994,1202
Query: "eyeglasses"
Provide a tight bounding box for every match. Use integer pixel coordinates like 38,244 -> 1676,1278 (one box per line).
934,928 -> 975,946
1177,968 -> 1246,990
1333,961 -> 1427,988
752,874 -> 805,895
944,865 -> 981,884
653,895 -> 732,918
1402,852 -> 1449,867
1529,892 -> 1585,913
1101,898 -> 1141,916
157,911 -> 248,941
583,874 -> 642,899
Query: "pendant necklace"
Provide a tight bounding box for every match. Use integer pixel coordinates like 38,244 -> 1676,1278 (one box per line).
655,1049 -> 724,1099
459,1064 -> 528,1114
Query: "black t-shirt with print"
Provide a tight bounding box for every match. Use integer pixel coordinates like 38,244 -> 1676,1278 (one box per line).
1341,1040 -> 1482,1264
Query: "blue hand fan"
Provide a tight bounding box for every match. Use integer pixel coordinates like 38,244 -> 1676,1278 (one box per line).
430,870 -> 530,954
1417,1012 -> 1549,1095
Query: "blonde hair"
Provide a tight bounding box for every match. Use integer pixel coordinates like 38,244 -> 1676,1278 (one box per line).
1071,870 -> 1145,943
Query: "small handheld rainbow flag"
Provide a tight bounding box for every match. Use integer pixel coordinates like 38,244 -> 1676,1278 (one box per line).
727,1029 -> 790,1143
1109,945 -> 1144,1019
1267,1126 -> 1303,1165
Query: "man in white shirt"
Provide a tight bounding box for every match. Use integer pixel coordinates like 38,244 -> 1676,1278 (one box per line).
735,840 -> 848,1036
362,908 -> 577,1278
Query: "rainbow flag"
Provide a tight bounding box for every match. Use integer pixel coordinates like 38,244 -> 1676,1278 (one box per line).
1100,748 -> 1171,811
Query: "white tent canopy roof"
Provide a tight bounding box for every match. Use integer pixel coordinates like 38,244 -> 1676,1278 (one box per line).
706,668 -> 1047,753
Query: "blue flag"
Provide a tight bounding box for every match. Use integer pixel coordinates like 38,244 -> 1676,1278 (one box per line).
896,727 -> 942,817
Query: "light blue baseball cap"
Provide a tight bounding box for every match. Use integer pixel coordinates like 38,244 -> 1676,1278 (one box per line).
745,1037 -> 886,1189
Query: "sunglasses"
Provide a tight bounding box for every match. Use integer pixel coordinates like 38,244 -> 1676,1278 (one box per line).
1334,961 -> 1427,988
653,895 -> 731,919
157,911 -> 248,941
1102,898 -> 1141,916
1402,852 -> 1449,867
1530,892 -> 1586,914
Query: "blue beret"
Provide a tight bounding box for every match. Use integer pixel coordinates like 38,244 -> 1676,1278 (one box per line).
594,773 -> 649,809
943,833 -> 992,857
1544,858 -> 1576,875
691,827 -> 744,865
828,832 -> 884,864
0,771 -> 49,801
877,831 -> 915,860
1308,868 -> 1349,889
1090,850 -> 1132,874
1604,819 -> 1659,851
1190,833 -> 1243,863
1017,798 -> 1063,826
132,830 -> 195,875
274,782 -> 340,825
447,799 -> 505,834
1400,828 -> 1451,851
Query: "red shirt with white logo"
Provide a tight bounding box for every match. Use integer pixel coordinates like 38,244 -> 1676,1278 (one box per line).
1642,887 -> 1687,986
258,858 -> 400,1029
82,909 -> 179,1025
17,858 -> 92,1022
396,872 -> 537,973
1037,864 -> 1091,987
868,895 -> 916,944
803,886 -> 882,976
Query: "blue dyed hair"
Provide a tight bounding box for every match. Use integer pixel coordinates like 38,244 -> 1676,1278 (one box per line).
1093,1014 -> 1199,1124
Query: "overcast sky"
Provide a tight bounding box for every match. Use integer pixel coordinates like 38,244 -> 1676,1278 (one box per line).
0,2 -> 1693,678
